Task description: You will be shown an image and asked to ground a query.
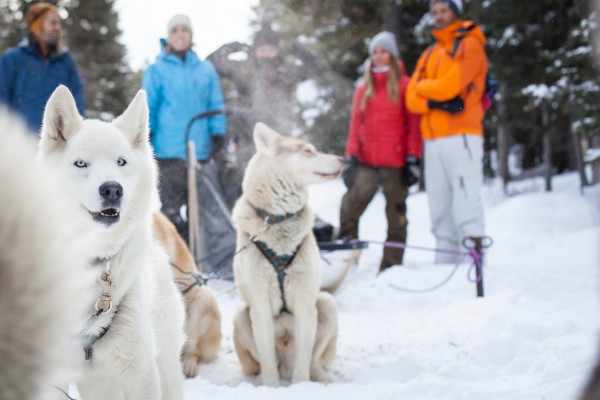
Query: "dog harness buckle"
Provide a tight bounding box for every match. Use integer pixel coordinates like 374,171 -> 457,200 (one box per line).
95,294 -> 113,314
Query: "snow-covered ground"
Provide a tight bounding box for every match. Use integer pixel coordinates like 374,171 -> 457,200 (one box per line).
184,173 -> 600,400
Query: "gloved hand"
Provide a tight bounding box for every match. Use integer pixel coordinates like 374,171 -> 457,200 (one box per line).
428,96 -> 464,114
209,135 -> 226,164
342,156 -> 359,189
402,156 -> 421,187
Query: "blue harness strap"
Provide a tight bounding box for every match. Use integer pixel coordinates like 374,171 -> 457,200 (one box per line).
252,240 -> 300,314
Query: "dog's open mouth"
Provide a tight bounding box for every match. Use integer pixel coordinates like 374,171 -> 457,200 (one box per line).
90,208 -> 121,225
315,171 -> 341,179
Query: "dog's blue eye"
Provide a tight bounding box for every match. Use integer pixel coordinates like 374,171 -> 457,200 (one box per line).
74,159 -> 87,168
117,158 -> 127,166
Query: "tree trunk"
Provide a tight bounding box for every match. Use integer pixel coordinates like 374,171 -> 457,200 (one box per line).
571,129 -> 588,189
497,85 -> 510,191
592,136 -> 600,185
542,101 -> 552,192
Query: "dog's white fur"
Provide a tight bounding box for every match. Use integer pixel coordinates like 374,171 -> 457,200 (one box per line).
0,109 -> 94,400
38,85 -> 185,399
231,122 -> 342,386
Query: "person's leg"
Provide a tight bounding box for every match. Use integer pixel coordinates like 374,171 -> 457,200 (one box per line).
378,167 -> 408,272
157,159 -> 189,243
339,165 -> 379,239
449,134 -> 486,244
424,139 -> 461,264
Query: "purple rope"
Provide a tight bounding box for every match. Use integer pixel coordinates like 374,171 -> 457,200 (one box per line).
357,239 -> 484,293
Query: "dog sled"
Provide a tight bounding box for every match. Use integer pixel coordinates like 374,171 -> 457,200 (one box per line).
184,109 -> 368,292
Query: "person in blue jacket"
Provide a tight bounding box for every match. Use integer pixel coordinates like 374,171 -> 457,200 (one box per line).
142,14 -> 227,243
0,2 -> 85,133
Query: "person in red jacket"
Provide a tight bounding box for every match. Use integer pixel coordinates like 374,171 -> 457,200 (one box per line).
339,31 -> 422,274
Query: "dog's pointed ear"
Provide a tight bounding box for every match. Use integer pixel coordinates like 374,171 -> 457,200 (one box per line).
253,122 -> 280,155
113,90 -> 149,147
39,85 -> 83,153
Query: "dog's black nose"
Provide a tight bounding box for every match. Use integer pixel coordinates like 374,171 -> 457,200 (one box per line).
99,181 -> 123,201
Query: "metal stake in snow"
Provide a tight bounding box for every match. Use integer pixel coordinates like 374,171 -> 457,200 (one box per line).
462,237 -> 492,297
354,237 -> 492,297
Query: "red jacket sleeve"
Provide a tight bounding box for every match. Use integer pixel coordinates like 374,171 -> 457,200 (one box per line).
345,85 -> 364,159
401,76 -> 423,159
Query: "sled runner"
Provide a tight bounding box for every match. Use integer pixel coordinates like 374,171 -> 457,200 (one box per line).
184,110 -> 368,290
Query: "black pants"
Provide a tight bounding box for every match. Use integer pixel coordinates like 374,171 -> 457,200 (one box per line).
157,159 -> 189,244
339,165 -> 409,271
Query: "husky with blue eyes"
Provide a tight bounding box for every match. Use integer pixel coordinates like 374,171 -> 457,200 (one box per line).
39,85 -> 185,400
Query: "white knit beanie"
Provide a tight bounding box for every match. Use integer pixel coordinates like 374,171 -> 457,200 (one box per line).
368,31 -> 399,59
168,14 -> 192,36
430,0 -> 463,16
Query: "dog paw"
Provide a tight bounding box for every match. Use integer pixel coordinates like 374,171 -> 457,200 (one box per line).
291,371 -> 310,384
257,373 -> 279,387
310,368 -> 334,383
182,357 -> 198,378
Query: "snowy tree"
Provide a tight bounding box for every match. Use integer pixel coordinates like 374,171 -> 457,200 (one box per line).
482,0 -> 600,184
253,0 -> 410,155
64,0 -> 133,119
0,0 -> 134,120
0,0 -> 26,51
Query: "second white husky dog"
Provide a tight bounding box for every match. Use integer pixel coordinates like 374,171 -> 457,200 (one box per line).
38,85 -> 185,399
232,123 -> 342,386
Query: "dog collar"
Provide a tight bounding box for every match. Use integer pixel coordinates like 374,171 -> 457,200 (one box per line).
249,202 -> 303,225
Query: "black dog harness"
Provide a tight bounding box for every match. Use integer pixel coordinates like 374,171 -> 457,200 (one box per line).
252,240 -> 300,314
170,262 -> 209,295
81,308 -> 117,361
249,203 -> 304,314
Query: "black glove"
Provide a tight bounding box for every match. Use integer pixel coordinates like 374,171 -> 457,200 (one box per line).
428,96 -> 464,114
209,135 -> 226,164
402,156 -> 421,187
342,156 -> 359,189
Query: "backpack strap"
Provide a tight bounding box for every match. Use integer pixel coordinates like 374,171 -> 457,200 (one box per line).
449,23 -> 478,58
417,43 -> 436,81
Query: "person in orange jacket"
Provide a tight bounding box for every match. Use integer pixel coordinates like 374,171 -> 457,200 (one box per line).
406,0 -> 488,263
340,31 -> 422,274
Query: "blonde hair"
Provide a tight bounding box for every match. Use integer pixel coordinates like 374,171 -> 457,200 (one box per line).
360,56 -> 402,110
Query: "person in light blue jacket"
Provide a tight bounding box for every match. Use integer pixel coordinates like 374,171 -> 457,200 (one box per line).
142,14 -> 227,242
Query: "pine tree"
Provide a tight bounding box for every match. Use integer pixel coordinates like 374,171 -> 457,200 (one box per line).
0,0 -> 26,51
63,0 -> 133,118
0,0 -> 134,119
253,0 -> 405,155
482,0 -> 600,177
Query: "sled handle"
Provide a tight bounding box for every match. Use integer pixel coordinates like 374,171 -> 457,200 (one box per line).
184,109 -> 225,144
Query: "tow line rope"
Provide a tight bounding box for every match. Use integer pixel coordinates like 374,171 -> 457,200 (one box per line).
322,237 -> 491,294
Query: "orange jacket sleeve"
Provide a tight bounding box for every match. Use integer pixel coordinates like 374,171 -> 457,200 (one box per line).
406,51 -> 431,115
415,36 -> 486,102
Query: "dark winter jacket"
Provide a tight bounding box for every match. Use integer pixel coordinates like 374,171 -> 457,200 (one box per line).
142,39 -> 227,161
0,42 -> 85,133
345,69 -> 422,168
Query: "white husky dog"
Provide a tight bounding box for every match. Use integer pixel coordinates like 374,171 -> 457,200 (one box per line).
232,122 -> 342,386
0,109 -> 94,400
38,85 -> 185,399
